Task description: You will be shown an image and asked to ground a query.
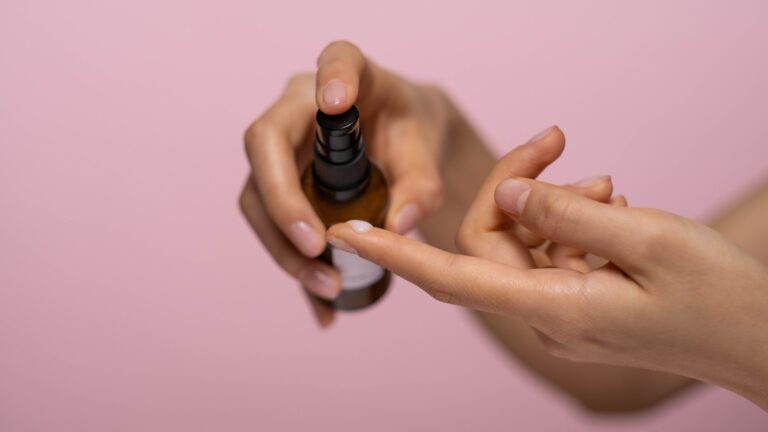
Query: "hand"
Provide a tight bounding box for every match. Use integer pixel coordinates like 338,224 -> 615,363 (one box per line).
239,41 -> 453,325
325,128 -> 768,410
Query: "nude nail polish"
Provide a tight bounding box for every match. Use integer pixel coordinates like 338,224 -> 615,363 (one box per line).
527,126 -> 555,144
322,80 -> 347,107
573,175 -> 610,187
299,268 -> 339,300
301,105 -> 391,311
495,179 -> 531,216
287,221 -> 324,257
347,219 -> 373,233
394,203 -> 421,234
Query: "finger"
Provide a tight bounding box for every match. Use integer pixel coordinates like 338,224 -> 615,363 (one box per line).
304,289 -> 335,329
455,126 -> 565,267
239,178 -> 341,300
315,40 -> 392,115
539,180 -> 616,270
547,244 -> 592,273
515,176 -> 613,248
382,118 -> 444,234
495,178 -> 667,274
611,194 -> 628,207
327,221 -> 581,320
244,75 -> 326,258
546,192 -> 628,266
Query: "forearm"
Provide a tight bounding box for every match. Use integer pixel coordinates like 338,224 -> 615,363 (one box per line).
705,179 -> 768,410
417,101 -> 694,412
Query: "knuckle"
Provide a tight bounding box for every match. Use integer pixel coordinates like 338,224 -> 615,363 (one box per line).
243,120 -> 271,160
421,253 -> 461,305
634,208 -> 685,257
536,193 -> 574,240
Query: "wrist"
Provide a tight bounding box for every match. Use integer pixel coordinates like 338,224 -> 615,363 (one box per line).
703,276 -> 768,411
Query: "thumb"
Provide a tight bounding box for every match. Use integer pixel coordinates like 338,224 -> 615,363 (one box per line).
494,178 -> 664,274
326,220 -> 578,319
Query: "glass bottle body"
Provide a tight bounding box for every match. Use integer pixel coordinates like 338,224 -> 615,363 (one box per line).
301,163 -> 391,310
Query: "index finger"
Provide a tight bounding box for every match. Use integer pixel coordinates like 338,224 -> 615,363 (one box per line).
455,126 -> 566,266
315,40 -> 392,115
326,221 -> 581,320
463,126 -> 566,233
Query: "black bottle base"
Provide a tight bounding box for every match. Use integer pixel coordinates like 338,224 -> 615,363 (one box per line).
319,271 -> 391,311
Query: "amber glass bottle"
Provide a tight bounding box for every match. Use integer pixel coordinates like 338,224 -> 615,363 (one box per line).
301,106 -> 391,311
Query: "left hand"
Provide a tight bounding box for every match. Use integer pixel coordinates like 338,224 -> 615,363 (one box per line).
240,41 -> 454,326
325,127 -> 768,411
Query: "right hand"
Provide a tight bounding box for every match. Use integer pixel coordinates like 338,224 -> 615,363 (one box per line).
325,128 -> 768,409
239,41 -> 454,325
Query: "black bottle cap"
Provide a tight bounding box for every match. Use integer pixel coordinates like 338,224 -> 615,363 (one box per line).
316,106 -> 360,150
312,105 -> 370,200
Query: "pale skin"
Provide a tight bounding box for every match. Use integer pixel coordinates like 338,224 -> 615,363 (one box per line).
240,41 -> 768,412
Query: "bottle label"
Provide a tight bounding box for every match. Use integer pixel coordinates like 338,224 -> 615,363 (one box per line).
331,246 -> 384,290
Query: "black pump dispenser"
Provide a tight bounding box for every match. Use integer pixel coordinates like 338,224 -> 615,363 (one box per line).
312,106 -> 370,200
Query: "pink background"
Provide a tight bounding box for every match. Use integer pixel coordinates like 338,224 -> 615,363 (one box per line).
1,0 -> 767,430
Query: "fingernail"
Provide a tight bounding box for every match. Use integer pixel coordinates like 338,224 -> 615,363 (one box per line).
300,268 -> 339,300
526,126 -> 555,144
326,235 -> 356,254
495,179 -> 531,216
322,79 -> 347,107
288,221 -> 324,257
347,219 -> 373,233
572,175 -> 611,188
394,203 -> 421,234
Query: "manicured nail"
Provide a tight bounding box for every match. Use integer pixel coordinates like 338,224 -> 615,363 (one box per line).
326,235 -> 356,254
495,179 -> 531,216
322,79 -> 347,107
394,203 -> 421,234
526,126 -> 555,144
288,221 -> 324,257
573,175 -> 611,188
299,268 -> 339,300
347,219 -> 373,233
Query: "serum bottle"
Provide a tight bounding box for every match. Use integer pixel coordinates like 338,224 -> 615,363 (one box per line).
301,106 -> 391,310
